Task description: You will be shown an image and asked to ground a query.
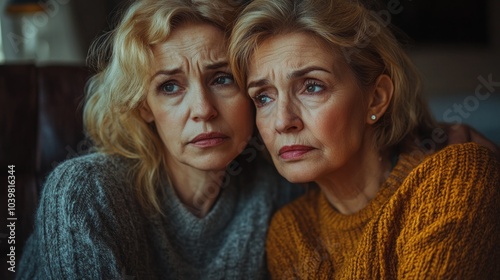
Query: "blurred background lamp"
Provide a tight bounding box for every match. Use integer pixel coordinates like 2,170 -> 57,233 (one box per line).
4,0 -> 47,61
6,0 -> 45,14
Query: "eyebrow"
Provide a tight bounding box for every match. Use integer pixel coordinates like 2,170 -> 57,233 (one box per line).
247,79 -> 269,89
206,61 -> 229,70
247,66 -> 331,89
152,68 -> 182,78
287,66 -> 331,79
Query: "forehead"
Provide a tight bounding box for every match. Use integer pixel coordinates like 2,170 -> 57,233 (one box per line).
151,22 -> 227,68
249,32 -> 341,73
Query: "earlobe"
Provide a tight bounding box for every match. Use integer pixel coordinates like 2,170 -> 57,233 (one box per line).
367,74 -> 393,123
139,102 -> 155,123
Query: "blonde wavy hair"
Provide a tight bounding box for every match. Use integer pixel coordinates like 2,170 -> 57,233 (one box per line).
229,0 -> 437,152
84,0 -> 245,215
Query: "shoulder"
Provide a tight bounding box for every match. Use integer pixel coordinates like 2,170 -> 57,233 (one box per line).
45,152 -> 133,186
427,142 -> 498,166
380,144 -> 500,279
39,152 -> 137,212
399,143 -> 500,218
49,152 -> 132,179
416,142 -> 500,183
23,153 -> 149,279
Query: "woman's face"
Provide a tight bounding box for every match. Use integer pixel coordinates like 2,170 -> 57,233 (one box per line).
247,32 -> 372,183
141,22 -> 253,173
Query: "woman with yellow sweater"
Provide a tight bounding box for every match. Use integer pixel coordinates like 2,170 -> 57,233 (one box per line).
229,0 -> 500,278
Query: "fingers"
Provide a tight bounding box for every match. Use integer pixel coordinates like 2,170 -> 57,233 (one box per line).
443,123 -> 500,156
445,124 -> 471,145
469,128 -> 500,156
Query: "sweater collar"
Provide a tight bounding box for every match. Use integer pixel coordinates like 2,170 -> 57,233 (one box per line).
154,170 -> 239,243
319,148 -> 428,232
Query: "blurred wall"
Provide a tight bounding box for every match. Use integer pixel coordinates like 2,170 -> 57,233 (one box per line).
406,0 -> 500,144
0,0 -> 118,64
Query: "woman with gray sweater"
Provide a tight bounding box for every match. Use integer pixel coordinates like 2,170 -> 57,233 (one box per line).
17,0 -> 299,279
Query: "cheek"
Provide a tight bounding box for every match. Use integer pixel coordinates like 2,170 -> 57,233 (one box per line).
150,95 -> 191,126
146,94 -> 166,119
227,98 -> 254,134
317,105 -> 366,151
256,116 -> 275,147
254,104 -> 275,138
320,107 -> 345,126
150,105 -> 171,127
310,104 -> 348,140
148,102 -> 181,141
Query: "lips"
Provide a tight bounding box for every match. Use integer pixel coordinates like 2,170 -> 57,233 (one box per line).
278,145 -> 314,160
189,132 -> 229,148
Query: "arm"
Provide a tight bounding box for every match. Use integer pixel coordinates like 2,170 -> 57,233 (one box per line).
17,158 -> 140,279
397,144 -> 500,279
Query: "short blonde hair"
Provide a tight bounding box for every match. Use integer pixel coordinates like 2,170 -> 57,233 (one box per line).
229,0 -> 437,152
84,0 -> 245,215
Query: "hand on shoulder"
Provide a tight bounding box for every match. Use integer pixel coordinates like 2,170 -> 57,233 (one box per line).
442,123 -> 500,156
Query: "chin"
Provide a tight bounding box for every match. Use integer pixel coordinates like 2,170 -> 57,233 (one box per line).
193,162 -> 229,172
278,167 -> 318,184
191,154 -> 237,172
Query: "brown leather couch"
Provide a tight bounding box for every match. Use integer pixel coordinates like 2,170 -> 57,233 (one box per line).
0,64 -> 91,279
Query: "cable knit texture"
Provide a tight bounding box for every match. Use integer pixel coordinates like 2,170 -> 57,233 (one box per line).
17,152 -> 301,279
267,143 -> 500,279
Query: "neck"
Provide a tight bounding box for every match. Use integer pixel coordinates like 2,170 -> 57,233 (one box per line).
166,165 -> 226,218
316,147 -> 393,215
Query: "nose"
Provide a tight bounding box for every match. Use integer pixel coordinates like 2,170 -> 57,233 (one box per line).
274,99 -> 303,133
190,85 -> 218,121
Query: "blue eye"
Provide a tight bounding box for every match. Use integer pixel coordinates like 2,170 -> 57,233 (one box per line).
253,94 -> 273,107
159,82 -> 180,95
213,74 -> 234,85
305,81 -> 324,94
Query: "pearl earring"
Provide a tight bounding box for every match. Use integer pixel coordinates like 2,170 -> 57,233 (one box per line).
370,114 -> 377,120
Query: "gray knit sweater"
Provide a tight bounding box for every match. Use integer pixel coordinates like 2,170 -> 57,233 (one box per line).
17,153 -> 301,279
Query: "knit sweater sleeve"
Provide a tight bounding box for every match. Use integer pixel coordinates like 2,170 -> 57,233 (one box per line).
395,143 -> 500,279
17,154 -> 145,279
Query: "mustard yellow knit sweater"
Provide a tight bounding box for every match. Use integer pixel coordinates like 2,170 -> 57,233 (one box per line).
266,143 -> 500,279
